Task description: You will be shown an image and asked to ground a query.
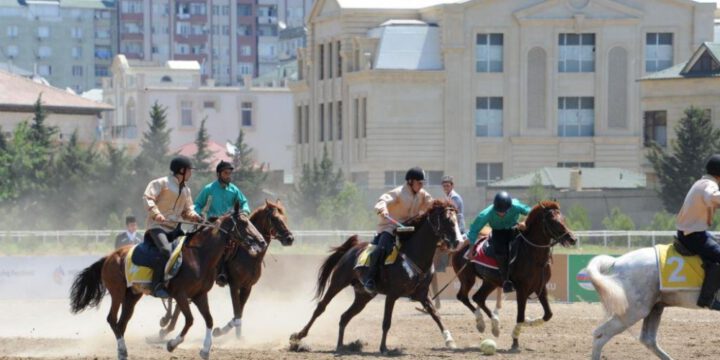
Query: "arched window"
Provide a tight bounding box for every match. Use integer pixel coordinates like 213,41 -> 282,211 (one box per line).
161,75 -> 172,82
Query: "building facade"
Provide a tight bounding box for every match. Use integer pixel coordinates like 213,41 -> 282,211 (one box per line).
104,55 -> 295,179
290,0 -> 715,207
0,0 -> 117,92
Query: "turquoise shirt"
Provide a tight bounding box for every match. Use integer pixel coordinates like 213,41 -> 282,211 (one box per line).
466,199 -> 532,245
194,181 -> 250,218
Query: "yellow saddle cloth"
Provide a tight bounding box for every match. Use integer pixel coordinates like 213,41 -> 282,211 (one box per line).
356,244 -> 400,267
125,236 -> 186,287
655,244 -> 704,290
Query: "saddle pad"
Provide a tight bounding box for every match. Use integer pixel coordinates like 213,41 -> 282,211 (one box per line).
125,236 -> 186,287
655,244 -> 703,290
468,238 -> 499,270
356,244 -> 400,268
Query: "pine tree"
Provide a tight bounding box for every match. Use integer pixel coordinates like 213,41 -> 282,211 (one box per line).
647,106 -> 720,212
29,94 -> 57,146
526,172 -> 547,205
136,101 -> 172,177
193,117 -> 212,172
231,129 -> 267,205
292,145 -> 343,220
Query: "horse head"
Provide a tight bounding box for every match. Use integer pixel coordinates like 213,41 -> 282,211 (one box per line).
219,201 -> 267,256
253,199 -> 294,246
525,200 -> 577,247
424,199 -> 463,250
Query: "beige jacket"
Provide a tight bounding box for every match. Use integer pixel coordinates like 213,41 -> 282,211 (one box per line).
676,175 -> 720,235
143,175 -> 200,231
374,184 -> 433,234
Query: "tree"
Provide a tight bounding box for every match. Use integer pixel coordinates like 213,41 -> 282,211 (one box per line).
136,101 -> 172,176
292,146 -> 343,221
49,131 -> 98,227
317,182 -> 373,230
91,143 -> 136,228
602,207 -> 636,230
645,211 -> 676,231
526,172 -> 547,205
29,94 -> 57,147
230,129 -> 268,206
193,117 -> 212,172
647,106 -> 720,213
565,204 -> 592,231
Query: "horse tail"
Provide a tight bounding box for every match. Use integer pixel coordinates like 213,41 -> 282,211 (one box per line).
315,235 -> 359,300
70,257 -> 107,313
586,255 -> 628,317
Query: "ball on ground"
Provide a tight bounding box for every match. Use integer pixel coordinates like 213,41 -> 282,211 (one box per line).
480,338 -> 497,355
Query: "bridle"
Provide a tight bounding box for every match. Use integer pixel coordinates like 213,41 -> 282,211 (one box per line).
518,206 -> 571,249
261,206 -> 292,242
428,206 -> 458,246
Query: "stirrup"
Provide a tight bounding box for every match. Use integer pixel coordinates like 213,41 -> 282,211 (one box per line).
362,279 -> 376,294
153,285 -> 170,299
502,280 -> 515,293
216,273 -> 228,287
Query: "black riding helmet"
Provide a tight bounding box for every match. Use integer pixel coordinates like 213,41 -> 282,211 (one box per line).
493,191 -> 513,213
707,155 -> 720,177
170,155 -> 193,175
405,167 -> 425,182
216,160 -> 234,173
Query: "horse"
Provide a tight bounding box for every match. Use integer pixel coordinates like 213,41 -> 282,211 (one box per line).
157,199 -> 295,339
289,199 -> 463,354
69,203 -> 266,360
450,200 -> 576,350
587,242 -> 715,359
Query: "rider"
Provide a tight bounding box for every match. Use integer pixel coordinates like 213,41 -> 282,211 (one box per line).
676,154 -> 720,309
194,160 -> 251,287
143,155 -> 203,298
465,191 -> 530,293
362,166 -> 434,294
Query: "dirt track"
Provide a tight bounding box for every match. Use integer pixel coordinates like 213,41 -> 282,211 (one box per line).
2,290 -> 720,360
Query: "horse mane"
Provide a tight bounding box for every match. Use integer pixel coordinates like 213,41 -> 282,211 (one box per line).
403,199 -> 455,228
525,200 -> 560,227
250,199 -> 286,218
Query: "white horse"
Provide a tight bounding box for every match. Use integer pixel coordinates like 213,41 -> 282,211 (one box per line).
587,247 -> 707,360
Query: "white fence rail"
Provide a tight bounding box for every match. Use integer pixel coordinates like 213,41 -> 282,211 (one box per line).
0,229 -> 690,249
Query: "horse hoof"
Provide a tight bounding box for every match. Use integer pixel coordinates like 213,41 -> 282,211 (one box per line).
166,341 -> 176,353
212,327 -> 222,337
476,321 -> 486,333
199,349 -> 210,360
158,329 -> 169,339
159,316 -> 170,327
446,340 -> 457,349
118,349 -> 128,360
491,318 -> 500,337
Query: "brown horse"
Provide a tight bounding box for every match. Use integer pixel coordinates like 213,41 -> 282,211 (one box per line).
69,203 -> 265,360
289,200 -> 463,354
157,200 -> 295,339
451,200 -> 576,351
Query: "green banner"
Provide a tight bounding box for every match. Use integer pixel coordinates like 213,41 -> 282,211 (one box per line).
568,254 -> 601,303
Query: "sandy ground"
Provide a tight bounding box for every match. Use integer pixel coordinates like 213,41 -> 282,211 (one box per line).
2,284 -> 720,360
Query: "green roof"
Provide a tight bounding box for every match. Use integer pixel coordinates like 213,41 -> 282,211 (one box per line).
641,42 -> 720,80
488,167 -> 646,189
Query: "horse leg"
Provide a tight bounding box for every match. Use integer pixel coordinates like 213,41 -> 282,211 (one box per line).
419,297 -> 457,349
591,314 -> 633,360
379,296 -> 398,355
105,285 -> 125,360
511,289 -> 529,351
159,304 -> 182,339
214,283 -> 250,339
472,281 -> 497,335
114,290 -> 141,360
290,276 -> 349,344
538,285 -> 553,322
192,293 -> 214,360
159,299 -> 173,327
640,304 -> 671,360
167,295 -> 193,353
456,270 -> 476,314
336,290 -> 374,352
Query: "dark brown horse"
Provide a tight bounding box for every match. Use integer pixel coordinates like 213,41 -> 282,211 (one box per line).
69,203 -> 265,360
158,200 -> 295,339
451,200 -> 576,351
289,200 -> 463,354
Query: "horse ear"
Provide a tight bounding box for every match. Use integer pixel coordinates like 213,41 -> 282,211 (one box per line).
276,198 -> 281,205
265,199 -> 270,206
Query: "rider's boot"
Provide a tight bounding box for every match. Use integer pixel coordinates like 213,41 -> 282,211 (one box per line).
216,262 -> 229,287
363,246 -> 382,294
698,262 -> 720,309
497,254 -> 514,293
152,257 -> 170,299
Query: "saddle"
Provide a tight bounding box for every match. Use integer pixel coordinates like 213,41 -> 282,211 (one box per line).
126,235 -> 187,289
356,244 -> 401,268
466,233 -> 520,270
655,243 -> 704,290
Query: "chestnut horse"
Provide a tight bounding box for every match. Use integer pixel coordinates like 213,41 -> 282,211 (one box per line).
69,203 -> 265,360
157,200 -> 295,339
289,200 -> 463,354
451,200 -> 576,350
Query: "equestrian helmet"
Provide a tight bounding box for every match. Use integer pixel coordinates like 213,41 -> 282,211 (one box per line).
405,167 -> 426,181
493,191 -> 513,213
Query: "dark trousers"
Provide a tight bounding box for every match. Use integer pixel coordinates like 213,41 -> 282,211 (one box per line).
366,232 -> 395,283
147,228 -> 173,288
676,231 -> 720,264
491,228 -> 514,283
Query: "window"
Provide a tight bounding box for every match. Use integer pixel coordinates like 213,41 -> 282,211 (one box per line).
353,98 -> 360,139
646,33 -> 673,73
304,105 -> 309,143
222,25 -> 230,35
241,102 -> 253,127
427,171 -> 445,186
181,101 -> 193,127
475,97 -> 503,137
221,5 -> 229,15
296,106 -> 303,144
37,26 -> 50,38
238,62 -> 253,75
337,41 -> 342,77
318,44 -> 324,80
319,103 -> 324,141
328,102 -> 333,141
177,22 -> 191,36
38,64 -> 52,76
6,25 -> 18,37
71,27 -> 83,39
95,65 -> 109,77
190,3 -> 206,15
240,45 -> 252,56
95,46 -> 112,59
643,111 -> 667,147
95,29 -> 110,39
121,0 -> 142,13
557,162 -> 594,168
328,42 -> 333,79
689,51 -> 720,73
212,5 -> 219,15
362,97 -> 367,138
237,4 -> 252,16
476,33 -> 503,72
384,171 -> 405,187
558,97 -> 594,137
558,33 -> 595,72
38,46 -> 52,58
6,45 -> 18,57
476,163 -> 502,186
237,25 -> 252,36
175,43 -> 189,55
71,46 -> 82,59
337,101 -> 342,140
72,65 -> 83,77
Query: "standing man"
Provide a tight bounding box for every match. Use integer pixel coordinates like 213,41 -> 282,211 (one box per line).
114,215 -> 142,249
194,160 -> 251,286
